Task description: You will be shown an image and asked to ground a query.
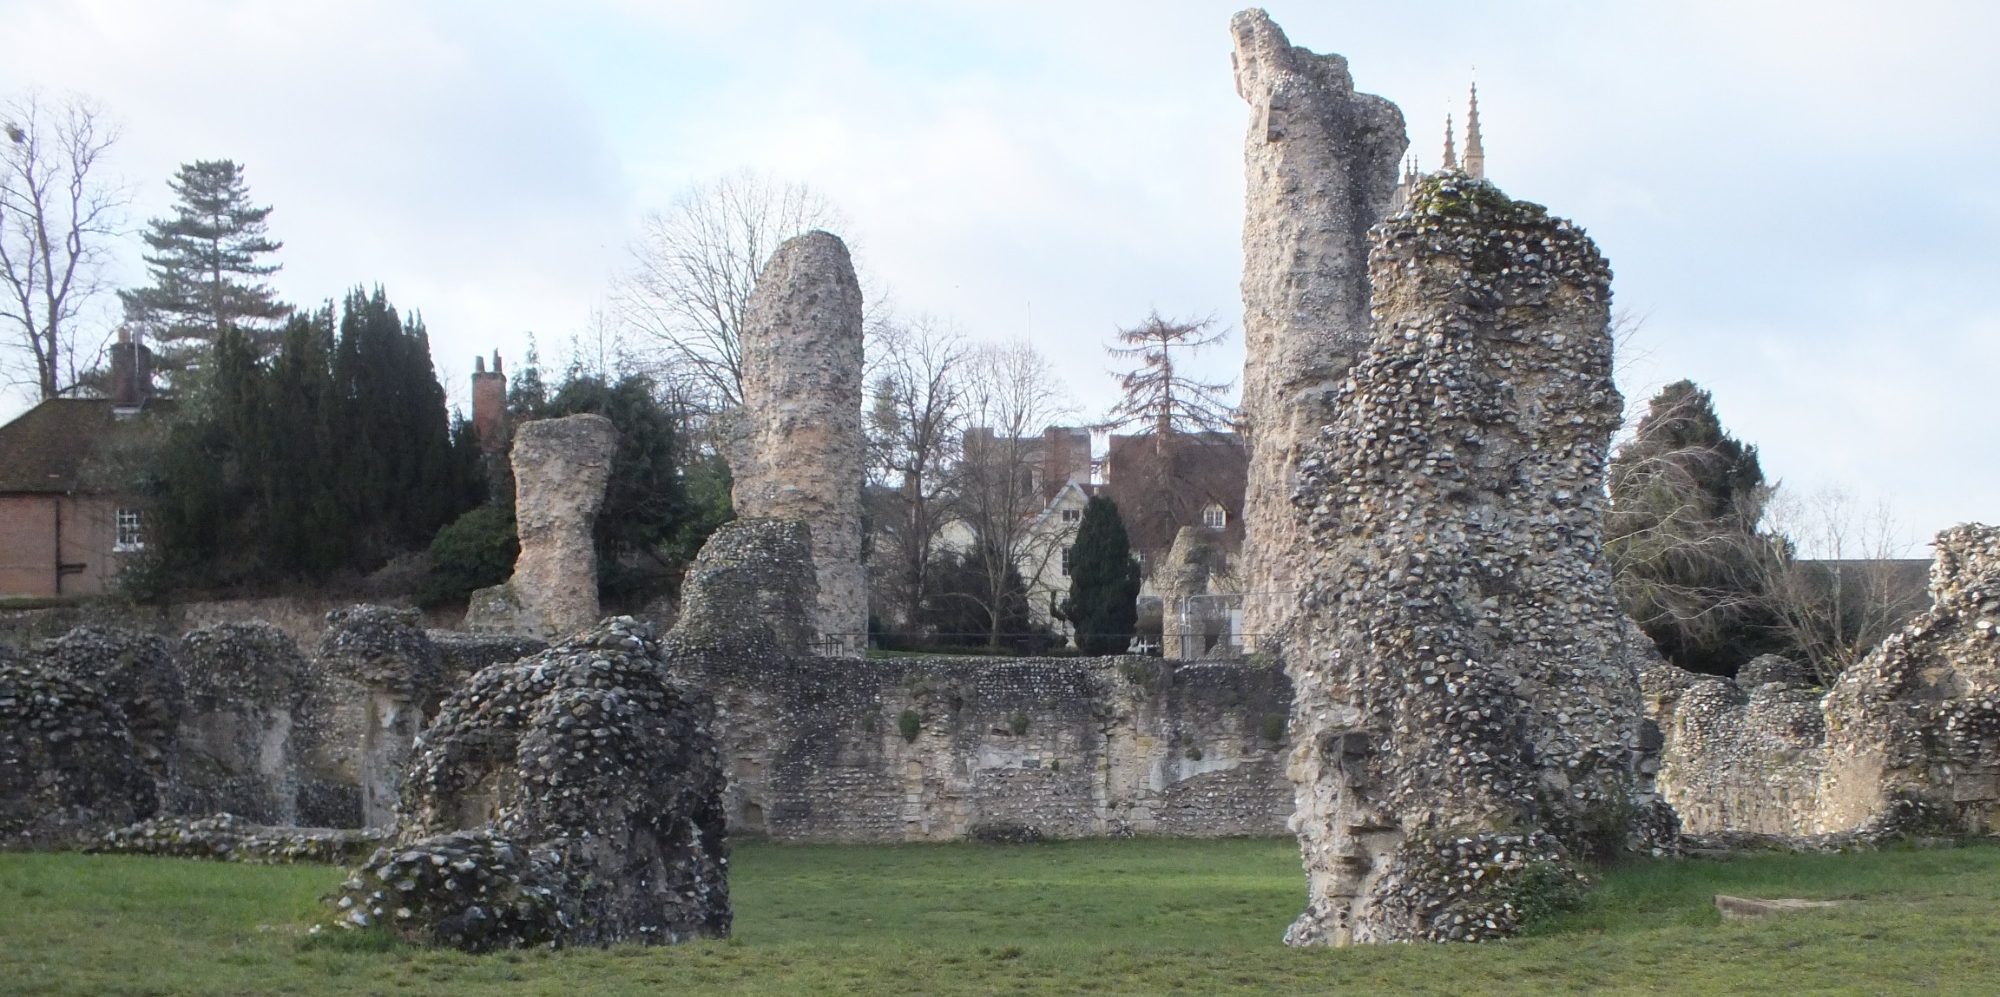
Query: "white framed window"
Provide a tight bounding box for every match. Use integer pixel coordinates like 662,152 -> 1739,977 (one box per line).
1061,545 -> 1073,576
115,507 -> 145,551
1061,508 -> 1081,524
1202,504 -> 1228,529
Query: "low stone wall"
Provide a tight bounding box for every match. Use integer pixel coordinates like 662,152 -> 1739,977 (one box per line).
666,651 -> 1293,842
0,595 -> 461,657
1647,524 -> 2000,840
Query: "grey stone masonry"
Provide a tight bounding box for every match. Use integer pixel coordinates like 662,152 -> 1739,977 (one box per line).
1282,172 -> 1668,946
733,231 -> 867,648
1231,9 -> 1406,643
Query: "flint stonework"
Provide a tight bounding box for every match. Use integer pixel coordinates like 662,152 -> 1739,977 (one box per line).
733,231 -> 867,647
1281,173 -> 1668,946
1231,8 -> 1406,642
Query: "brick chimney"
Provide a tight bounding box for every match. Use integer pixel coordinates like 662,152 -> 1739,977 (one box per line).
110,328 -> 153,416
471,351 -> 508,454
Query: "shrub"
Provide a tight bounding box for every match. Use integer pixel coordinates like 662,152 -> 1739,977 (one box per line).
416,505 -> 518,606
898,709 -> 922,743
1008,711 -> 1029,736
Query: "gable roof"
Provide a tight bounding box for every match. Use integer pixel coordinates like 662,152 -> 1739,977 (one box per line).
0,397 -> 171,494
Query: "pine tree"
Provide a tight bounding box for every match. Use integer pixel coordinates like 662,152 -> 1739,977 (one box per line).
1607,380 -> 1776,675
1060,495 -> 1142,655
121,160 -> 289,377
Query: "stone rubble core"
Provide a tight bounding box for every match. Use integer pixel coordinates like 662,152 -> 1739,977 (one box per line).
172,621 -> 317,825
29,626 -> 182,781
327,616 -> 730,949
1230,7 -> 1406,643
1281,172 -> 1672,946
666,518 -> 820,658
732,230 -> 867,647
0,658 -> 156,848
93,812 -> 386,864
1648,523 -> 2000,840
317,606 -> 445,828
465,413 -> 619,641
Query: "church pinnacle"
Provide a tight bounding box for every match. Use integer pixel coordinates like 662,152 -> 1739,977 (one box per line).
1442,113 -> 1457,171
1463,81 -> 1485,179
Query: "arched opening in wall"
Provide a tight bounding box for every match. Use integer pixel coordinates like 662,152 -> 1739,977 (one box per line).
742,800 -> 766,834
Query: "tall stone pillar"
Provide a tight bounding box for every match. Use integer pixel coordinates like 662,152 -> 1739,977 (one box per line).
1230,9 -> 1406,643
466,414 -> 618,640
733,231 -> 866,649
1282,173 -> 1662,946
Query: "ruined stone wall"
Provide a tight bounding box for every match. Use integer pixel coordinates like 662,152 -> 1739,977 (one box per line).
663,651 -> 1293,842
1230,9 -> 1406,640
733,231 -> 867,645
1644,661 -> 1828,836
1649,524 -> 2000,838
1282,173 -> 1663,945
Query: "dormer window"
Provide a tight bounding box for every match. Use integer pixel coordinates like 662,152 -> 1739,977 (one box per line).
1061,508 -> 1081,524
1202,503 -> 1227,530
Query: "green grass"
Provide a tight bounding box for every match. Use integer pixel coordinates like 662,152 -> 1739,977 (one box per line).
4,838 -> 2000,995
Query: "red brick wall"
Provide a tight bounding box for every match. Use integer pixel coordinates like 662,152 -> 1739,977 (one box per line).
0,494 -> 128,598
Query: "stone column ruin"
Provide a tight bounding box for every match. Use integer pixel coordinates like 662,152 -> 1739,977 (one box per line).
1280,170 -> 1665,945
466,413 -> 618,641
733,230 -> 867,649
1230,8 -> 1406,645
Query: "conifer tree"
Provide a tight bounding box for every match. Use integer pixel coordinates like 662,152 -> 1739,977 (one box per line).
1060,495 -> 1142,655
121,159 -> 289,375
332,287 -> 456,556
1607,379 -> 1776,675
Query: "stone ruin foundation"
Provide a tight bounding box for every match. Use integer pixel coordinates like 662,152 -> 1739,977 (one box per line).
1278,171 -> 1671,945
1648,523 -> 2000,842
0,655 -> 156,848
328,617 -> 731,949
466,413 -> 618,641
1231,7 -> 1406,641
732,230 -> 867,647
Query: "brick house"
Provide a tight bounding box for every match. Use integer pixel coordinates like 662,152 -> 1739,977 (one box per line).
0,335 -> 166,598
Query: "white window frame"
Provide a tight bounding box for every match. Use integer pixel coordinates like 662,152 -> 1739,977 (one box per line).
1202,504 -> 1228,529
1060,545 -> 1073,576
114,507 -> 145,552
1061,507 -> 1081,524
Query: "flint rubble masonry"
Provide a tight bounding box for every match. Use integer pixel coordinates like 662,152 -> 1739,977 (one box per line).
732,231 -> 867,647
1231,7 -> 1406,642
1280,170 -> 1669,946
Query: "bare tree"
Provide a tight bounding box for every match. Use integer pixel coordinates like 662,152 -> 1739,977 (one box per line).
0,92 -> 125,401
1606,379 -> 1776,676
866,315 -> 970,630
1753,488 -> 1929,684
613,171 -> 845,411
1097,310 -> 1237,450
955,339 -> 1074,647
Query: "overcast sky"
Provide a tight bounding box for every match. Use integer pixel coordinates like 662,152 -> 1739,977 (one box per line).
3,0 -> 1993,555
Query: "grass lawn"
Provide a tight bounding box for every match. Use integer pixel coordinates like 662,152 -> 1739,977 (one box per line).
4,838 -> 2000,995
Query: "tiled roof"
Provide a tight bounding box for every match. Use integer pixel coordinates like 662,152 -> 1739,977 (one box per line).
0,397 -> 169,494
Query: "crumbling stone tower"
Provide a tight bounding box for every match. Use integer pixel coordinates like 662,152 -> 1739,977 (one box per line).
734,231 -> 867,647
1282,172 -> 1663,945
1230,8 -> 1407,642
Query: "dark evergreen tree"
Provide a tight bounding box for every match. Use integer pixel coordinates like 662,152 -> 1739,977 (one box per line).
1059,495 -> 1142,655
121,160 -> 290,376
139,288 -> 474,594
1607,379 -> 1777,676
538,373 -> 690,604
332,287 -> 458,558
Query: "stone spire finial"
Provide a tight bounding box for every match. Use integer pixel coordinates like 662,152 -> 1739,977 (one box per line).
1464,81 -> 1485,179
1441,113 -> 1457,171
